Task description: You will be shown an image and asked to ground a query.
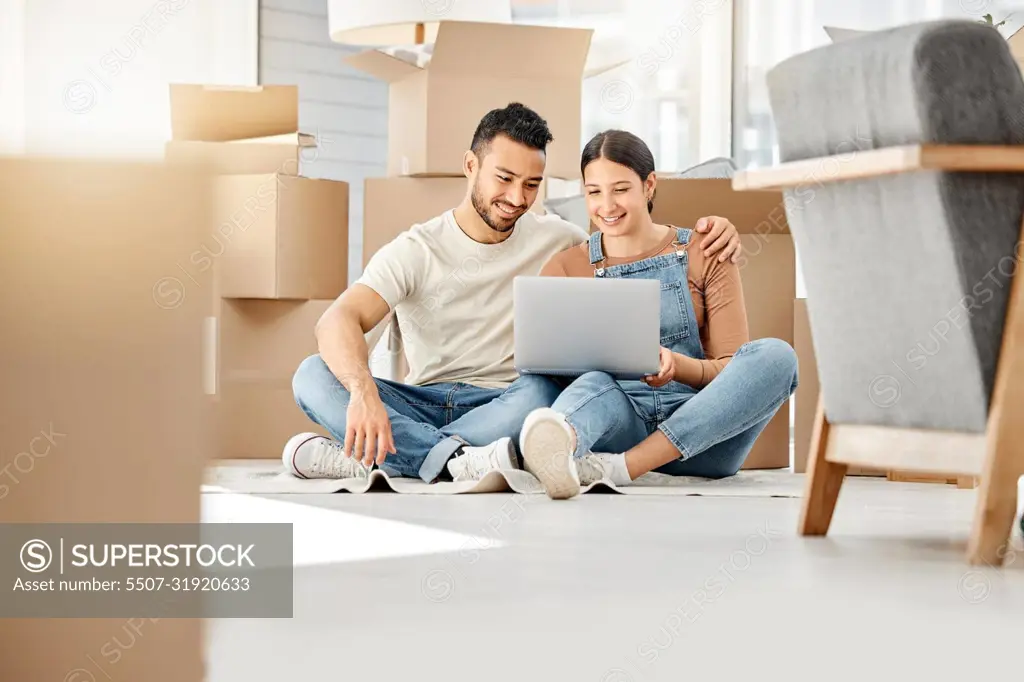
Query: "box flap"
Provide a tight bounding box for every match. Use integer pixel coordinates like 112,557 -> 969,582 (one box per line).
345,50 -> 423,83
823,25 -> 871,43
1008,26 -> 1024,62
584,58 -> 630,79
170,84 -> 299,141
225,132 -> 316,147
430,21 -> 591,77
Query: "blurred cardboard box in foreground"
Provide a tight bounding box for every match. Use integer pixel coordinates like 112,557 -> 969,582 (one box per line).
0,157 -> 209,682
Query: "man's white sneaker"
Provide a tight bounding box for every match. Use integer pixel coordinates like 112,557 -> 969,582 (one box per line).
520,408 -> 580,499
282,432 -> 371,480
445,437 -> 518,482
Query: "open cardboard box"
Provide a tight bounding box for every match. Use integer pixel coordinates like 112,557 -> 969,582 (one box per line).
166,84 -> 315,176
346,21 -> 619,180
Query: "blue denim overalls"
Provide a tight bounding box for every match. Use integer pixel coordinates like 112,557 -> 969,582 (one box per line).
552,225 -> 798,475
583,227 -> 705,458
589,226 -> 703,389
550,227 -> 797,477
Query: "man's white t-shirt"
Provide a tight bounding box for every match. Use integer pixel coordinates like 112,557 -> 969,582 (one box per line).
356,210 -> 588,389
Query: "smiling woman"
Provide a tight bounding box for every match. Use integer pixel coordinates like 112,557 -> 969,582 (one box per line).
528,129 -> 797,499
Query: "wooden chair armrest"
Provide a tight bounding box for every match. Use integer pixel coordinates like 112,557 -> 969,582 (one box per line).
732,144 -> 1024,192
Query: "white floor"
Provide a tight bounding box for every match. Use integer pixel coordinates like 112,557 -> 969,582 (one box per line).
202,477 -> 1024,682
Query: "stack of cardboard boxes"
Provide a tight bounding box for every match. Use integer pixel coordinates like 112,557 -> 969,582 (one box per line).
166,84 -> 348,459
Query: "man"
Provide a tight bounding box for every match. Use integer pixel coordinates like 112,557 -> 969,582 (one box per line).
283,103 -> 742,483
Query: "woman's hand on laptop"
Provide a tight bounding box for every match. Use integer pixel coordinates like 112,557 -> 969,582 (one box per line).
643,347 -> 676,388
345,393 -> 396,467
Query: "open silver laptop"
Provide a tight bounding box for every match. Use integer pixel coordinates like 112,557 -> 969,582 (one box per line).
513,276 -> 661,380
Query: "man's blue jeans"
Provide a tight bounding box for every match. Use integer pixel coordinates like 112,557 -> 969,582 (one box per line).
552,338 -> 799,478
292,355 -> 561,482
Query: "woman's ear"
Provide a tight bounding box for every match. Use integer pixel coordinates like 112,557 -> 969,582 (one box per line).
645,171 -> 658,199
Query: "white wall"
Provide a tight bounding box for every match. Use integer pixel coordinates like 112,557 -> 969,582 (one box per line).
0,0 -> 26,153
259,0 -> 389,283
9,0 -> 257,157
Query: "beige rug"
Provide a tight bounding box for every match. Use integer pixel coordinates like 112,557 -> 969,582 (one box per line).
203,460 -> 805,497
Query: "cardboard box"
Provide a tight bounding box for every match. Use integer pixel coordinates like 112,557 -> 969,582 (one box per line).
166,84 -> 314,175
362,176 -> 547,267
0,158 -> 211,681
346,21 -> 606,179
1009,26 -> 1024,67
212,298 -> 333,459
793,298 -> 818,473
794,298 -> 885,477
213,173 -> 349,300
651,178 -> 794,469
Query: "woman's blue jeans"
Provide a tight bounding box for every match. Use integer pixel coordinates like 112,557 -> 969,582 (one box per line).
552,338 -> 798,478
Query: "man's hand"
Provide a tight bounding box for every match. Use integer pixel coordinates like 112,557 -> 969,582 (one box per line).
345,390 -> 396,467
644,347 -> 676,388
695,216 -> 742,263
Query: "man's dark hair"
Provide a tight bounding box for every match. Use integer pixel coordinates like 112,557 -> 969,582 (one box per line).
470,103 -> 554,159
581,129 -> 657,212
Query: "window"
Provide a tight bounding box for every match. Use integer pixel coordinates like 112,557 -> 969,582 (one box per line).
514,0 -> 734,172
732,0 -> 1022,170
731,0 -> 1022,296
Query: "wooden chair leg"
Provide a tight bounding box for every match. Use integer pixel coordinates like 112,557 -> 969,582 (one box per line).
968,237 -> 1024,566
968,426 -> 1024,565
967,375 -> 1024,564
799,396 -> 848,535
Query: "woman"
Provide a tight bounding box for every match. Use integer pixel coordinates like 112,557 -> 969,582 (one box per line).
520,130 -> 798,499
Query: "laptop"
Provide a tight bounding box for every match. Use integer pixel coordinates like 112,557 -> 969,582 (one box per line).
513,276 -> 661,380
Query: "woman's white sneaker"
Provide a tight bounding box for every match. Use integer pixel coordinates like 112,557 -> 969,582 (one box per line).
445,437 -> 518,482
575,453 -> 632,487
520,408 -> 580,499
282,432 -> 371,480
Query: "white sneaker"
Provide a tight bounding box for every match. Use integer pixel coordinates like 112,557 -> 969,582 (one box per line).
282,432 -> 371,480
520,408 -> 581,499
521,409 -> 629,499
445,437 -> 518,482
574,453 -> 621,486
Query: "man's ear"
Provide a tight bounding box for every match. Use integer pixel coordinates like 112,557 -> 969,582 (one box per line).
463,150 -> 478,178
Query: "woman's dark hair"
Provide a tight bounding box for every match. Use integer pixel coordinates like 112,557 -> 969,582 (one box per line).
581,130 -> 657,212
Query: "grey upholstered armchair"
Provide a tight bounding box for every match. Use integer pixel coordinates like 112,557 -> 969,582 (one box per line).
735,19 -> 1024,565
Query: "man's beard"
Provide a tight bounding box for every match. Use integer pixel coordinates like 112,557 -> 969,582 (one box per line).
471,182 -> 522,234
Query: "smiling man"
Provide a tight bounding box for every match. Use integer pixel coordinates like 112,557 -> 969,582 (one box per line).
282,103 -> 743,485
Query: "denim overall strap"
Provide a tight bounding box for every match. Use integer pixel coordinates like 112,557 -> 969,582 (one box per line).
668,227 -> 705,361
588,232 -> 606,276
673,227 -> 692,253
